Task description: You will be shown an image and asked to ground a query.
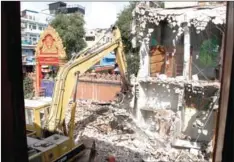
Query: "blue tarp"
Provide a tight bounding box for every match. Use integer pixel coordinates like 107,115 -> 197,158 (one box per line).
104,52 -> 116,59
41,80 -> 54,97
100,52 -> 116,66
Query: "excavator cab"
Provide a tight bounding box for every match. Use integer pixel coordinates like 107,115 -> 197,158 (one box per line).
25,98 -> 51,138
25,98 -> 85,162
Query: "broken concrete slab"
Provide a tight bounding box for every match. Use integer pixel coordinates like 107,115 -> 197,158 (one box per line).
172,139 -> 201,149
190,148 -> 199,156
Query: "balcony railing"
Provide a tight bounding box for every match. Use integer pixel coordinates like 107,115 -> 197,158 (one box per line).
22,40 -> 38,46
21,23 -> 26,28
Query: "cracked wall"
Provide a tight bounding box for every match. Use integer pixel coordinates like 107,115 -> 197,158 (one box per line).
134,78 -> 219,142
132,4 -> 226,79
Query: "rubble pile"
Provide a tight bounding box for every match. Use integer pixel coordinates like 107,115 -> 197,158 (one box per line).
65,100 -> 212,162
137,76 -> 220,111
151,109 -> 179,137
138,76 -> 220,88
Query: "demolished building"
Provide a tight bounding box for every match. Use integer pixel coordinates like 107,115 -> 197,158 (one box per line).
66,2 -> 226,161
130,2 -> 224,130
102,2 -> 227,161
25,2 -> 226,161
131,2 -> 226,80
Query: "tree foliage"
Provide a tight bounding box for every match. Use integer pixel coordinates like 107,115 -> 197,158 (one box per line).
116,2 -> 140,76
199,38 -> 219,67
116,2 -> 136,53
23,76 -> 34,99
50,13 -> 87,59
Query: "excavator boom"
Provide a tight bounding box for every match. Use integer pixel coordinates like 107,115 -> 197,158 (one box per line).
44,26 -> 130,135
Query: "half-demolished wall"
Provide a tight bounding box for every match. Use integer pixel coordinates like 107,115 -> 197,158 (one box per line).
132,3 -> 226,80
134,77 -> 220,141
129,3 -> 224,143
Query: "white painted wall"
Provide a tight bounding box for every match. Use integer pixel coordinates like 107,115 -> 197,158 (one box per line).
137,39 -> 150,78
132,80 -> 218,142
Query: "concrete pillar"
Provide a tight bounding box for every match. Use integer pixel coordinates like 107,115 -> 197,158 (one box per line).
35,61 -> 41,97
183,16 -> 191,80
137,39 -> 150,78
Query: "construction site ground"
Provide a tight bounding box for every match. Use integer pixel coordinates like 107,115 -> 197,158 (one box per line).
65,100 -> 213,162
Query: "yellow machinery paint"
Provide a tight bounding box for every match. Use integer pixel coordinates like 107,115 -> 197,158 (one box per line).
25,98 -> 51,137
25,26 -> 132,162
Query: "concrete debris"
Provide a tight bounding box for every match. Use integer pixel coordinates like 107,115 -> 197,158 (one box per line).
137,76 -> 220,88
157,74 -> 168,80
190,148 -> 199,156
193,119 -> 204,128
172,139 -> 201,149
145,109 -> 179,137
65,100 -> 212,162
192,74 -> 199,81
133,3 -> 226,41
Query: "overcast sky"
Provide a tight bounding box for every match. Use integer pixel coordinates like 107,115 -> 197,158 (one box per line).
21,2 -> 129,29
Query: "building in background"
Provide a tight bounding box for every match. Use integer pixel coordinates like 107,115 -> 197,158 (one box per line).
21,9 -> 54,74
21,2 -> 86,75
48,1 -> 85,15
85,29 -> 96,47
85,28 -> 112,46
94,52 -> 116,73
21,2 -> 87,77
84,28 -> 116,73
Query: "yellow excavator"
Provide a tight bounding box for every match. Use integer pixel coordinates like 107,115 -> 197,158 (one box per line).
25,25 -> 132,162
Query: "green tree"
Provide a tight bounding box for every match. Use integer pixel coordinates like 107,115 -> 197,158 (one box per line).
199,38 -> 219,67
116,2 -> 140,76
116,2 -> 136,53
50,13 -> 87,59
23,76 -> 34,99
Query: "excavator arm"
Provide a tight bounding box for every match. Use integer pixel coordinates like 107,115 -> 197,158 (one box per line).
44,26 -> 131,136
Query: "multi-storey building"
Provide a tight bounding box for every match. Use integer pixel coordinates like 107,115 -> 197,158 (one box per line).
21,2 -> 86,75
21,10 -> 51,45
21,9 -> 53,74
48,1 -> 85,15
84,28 -> 117,73
85,28 -> 112,47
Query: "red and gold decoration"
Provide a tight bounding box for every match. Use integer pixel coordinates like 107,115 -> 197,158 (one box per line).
35,25 -> 67,96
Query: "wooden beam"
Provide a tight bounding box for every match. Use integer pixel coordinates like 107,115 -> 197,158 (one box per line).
213,2 -> 234,162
